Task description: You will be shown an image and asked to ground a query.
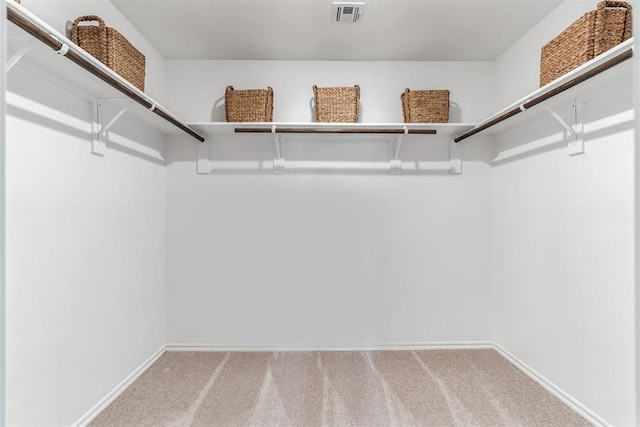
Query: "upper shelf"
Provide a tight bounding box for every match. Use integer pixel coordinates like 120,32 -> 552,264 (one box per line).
5,0 -> 204,142
7,0 -> 631,147
164,34 -> 634,144
188,122 -> 476,139
454,38 -> 634,143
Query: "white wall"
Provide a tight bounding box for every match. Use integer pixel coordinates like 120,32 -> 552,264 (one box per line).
491,1 -> 636,424
6,1 -> 168,425
165,60 -> 495,347
1,3 -> 6,424
167,60 -> 495,123
6,72 -> 167,427
6,0 -> 636,424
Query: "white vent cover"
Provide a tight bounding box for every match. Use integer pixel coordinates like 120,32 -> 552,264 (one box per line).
332,2 -> 365,24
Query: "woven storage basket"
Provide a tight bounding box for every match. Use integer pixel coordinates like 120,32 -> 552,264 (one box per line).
225,86 -> 274,122
313,85 -> 360,123
401,89 -> 450,123
540,1 -> 632,87
71,15 -> 146,91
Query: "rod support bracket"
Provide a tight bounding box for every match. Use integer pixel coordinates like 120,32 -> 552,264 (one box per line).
518,99 -> 531,112
92,98 -> 134,156
271,125 -> 286,173
55,42 -> 69,56
197,140 -> 211,174
388,126 -> 408,173
448,140 -> 463,174
545,99 -> 583,156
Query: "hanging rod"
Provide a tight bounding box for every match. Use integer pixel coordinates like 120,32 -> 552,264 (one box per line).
454,42 -> 633,143
6,2 -> 205,143
235,127 -> 437,134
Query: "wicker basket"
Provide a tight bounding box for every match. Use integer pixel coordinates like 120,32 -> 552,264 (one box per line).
401,89 -> 450,123
313,85 -> 360,123
225,86 -> 274,122
71,15 -> 146,91
540,1 -> 632,87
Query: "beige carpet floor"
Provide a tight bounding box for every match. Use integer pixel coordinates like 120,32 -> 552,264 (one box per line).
90,349 -> 591,426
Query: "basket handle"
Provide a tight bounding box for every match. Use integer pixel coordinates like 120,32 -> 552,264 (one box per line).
595,1 -> 633,50
353,85 -> 360,121
225,85 -> 234,93
266,87 -> 274,121
311,86 -> 319,116
72,15 -> 106,28
401,88 -> 410,122
597,1 -> 632,10
71,15 -> 106,46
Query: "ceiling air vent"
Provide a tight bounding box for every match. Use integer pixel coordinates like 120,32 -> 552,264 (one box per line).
332,2 -> 365,24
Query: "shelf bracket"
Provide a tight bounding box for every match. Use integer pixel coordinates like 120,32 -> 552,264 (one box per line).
197,140 -> 211,174
92,98 -> 134,156
390,126 -> 408,174
6,39 -> 33,72
449,140 -> 462,174
545,99 -> 584,156
272,125 -> 285,174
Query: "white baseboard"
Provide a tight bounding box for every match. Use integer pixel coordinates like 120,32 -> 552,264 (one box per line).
492,342 -> 609,427
166,341 -> 495,352
73,345 -> 166,427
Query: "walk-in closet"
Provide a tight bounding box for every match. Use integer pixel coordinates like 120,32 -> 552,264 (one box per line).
3,0 -> 639,425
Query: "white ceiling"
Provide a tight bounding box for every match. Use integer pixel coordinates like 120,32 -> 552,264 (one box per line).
110,0 -> 563,61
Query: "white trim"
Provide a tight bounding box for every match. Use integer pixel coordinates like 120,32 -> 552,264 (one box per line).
72,345 -> 166,427
633,3 -> 640,425
0,3 -> 6,424
493,343 -> 610,427
166,341 -> 495,352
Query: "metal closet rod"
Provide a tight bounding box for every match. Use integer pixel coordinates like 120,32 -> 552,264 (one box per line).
6,6 -> 205,143
236,127 -> 437,134
454,47 -> 633,143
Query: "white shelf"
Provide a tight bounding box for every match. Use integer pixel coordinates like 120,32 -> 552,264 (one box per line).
455,38 -> 634,142
5,0 -> 204,143
192,122 -> 470,175
189,122 -> 476,139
